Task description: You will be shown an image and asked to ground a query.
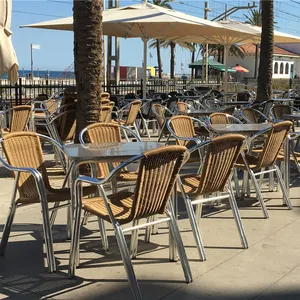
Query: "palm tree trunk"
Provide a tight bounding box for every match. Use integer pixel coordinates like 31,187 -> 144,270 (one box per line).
170,42 -> 175,79
73,0 -> 103,142
256,0 -> 274,102
156,39 -> 162,79
254,44 -> 259,79
191,43 -> 195,78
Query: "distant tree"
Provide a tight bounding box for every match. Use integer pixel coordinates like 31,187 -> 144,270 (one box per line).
73,0 -> 103,141
256,0 -> 274,102
149,0 -> 173,78
208,44 -> 245,63
244,8 -> 262,78
160,41 -> 194,79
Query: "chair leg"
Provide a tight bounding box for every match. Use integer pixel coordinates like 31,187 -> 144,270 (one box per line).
122,128 -> 130,142
131,220 -> 139,259
144,217 -> 152,243
259,167 -> 265,189
226,183 -> 248,249
248,170 -> 269,218
152,215 -> 159,235
115,224 -> 142,300
40,198 -> 56,272
82,211 -> 89,225
133,122 -> 142,140
269,167 -> 275,192
0,201 -> 17,256
166,209 -> 193,283
50,201 -> 60,228
98,218 -> 109,251
182,194 -> 206,261
68,204 -> 82,277
233,168 -> 240,198
274,165 -> 293,209
195,203 -> 203,226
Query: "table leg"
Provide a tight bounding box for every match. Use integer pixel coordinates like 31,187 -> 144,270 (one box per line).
284,136 -> 290,203
68,162 -> 78,239
169,185 -> 178,262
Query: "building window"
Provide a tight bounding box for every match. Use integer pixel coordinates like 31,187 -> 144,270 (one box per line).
280,62 -> 284,74
285,63 -> 289,75
274,62 -> 278,74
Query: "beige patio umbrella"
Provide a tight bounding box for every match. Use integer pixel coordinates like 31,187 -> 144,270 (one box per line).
21,3 -> 262,96
0,0 -> 18,84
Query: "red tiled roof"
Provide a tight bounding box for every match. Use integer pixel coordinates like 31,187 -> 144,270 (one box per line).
240,43 -> 298,56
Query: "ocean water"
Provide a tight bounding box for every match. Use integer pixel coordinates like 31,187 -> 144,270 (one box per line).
1,70 -> 75,79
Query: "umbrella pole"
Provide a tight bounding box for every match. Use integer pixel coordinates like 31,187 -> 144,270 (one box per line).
142,38 -> 148,99
224,45 -> 230,101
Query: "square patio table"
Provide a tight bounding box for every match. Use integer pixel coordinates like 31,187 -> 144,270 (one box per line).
282,114 -> 300,121
209,123 -> 271,136
64,141 -> 179,259
183,108 -> 225,117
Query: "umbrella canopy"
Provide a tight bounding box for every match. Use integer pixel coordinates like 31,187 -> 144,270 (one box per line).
231,65 -> 249,73
189,59 -> 236,72
219,19 -> 300,44
21,3 -> 260,45
0,0 -> 18,84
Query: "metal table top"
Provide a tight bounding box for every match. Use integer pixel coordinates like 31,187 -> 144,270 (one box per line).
64,142 -> 164,163
209,123 -> 271,136
282,114 -> 300,121
183,109 -> 225,116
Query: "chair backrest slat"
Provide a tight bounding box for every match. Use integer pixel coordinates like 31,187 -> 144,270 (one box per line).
242,108 -> 258,123
131,146 -> 187,219
2,132 -> 51,199
9,105 -> 31,132
99,106 -> 112,123
152,104 -> 165,128
169,115 -> 195,146
86,123 -> 122,178
126,100 -> 142,126
209,112 -> 230,124
258,121 -> 292,168
272,105 -> 291,119
197,134 -> 245,194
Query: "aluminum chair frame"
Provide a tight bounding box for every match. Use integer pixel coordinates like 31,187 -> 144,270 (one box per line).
270,104 -> 300,122
0,133 -> 68,273
112,100 -> 142,141
68,150 -> 193,300
177,137 -> 248,261
240,107 -> 272,124
209,112 -> 243,125
151,104 -> 174,143
238,122 -> 293,218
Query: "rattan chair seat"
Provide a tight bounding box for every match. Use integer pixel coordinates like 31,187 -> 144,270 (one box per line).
17,185 -> 97,205
235,153 -> 261,170
276,149 -> 300,161
82,190 -> 135,225
117,169 -> 139,181
177,174 -> 202,197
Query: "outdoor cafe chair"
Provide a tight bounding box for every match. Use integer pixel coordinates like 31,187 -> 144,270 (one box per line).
0,132 -> 96,272
235,121 -> 293,218
112,100 -> 142,140
0,105 -> 31,138
177,134 -> 248,261
270,104 -> 300,125
240,107 -> 272,124
151,103 -> 173,143
209,112 -> 243,125
175,101 -> 195,113
167,115 -> 210,147
100,99 -> 110,106
99,105 -> 113,123
100,91 -> 110,101
68,145 -> 193,300
80,122 -> 141,185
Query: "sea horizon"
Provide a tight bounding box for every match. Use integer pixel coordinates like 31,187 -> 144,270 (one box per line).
1,70 -> 75,80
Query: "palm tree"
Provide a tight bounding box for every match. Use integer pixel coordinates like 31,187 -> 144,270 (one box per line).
73,0 -> 103,142
256,0 -> 274,102
207,44 -> 245,63
160,40 -> 194,79
244,8 -> 262,78
149,0 -> 172,78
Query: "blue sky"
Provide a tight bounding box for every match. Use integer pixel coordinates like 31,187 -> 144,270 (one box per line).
11,0 -> 300,74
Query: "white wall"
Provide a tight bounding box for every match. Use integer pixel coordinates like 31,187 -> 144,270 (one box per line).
227,54 -> 297,79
